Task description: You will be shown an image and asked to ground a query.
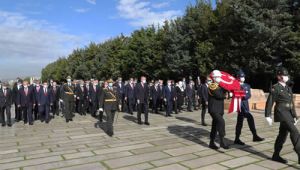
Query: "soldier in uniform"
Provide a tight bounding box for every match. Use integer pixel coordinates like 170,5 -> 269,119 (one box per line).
208,71 -> 229,150
234,70 -> 264,145
62,76 -> 75,123
99,79 -> 119,136
265,68 -> 300,164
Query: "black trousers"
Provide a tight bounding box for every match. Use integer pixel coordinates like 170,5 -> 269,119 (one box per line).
90,101 -> 98,117
14,103 -> 22,121
235,112 -> 257,139
51,101 -> 59,116
137,103 -> 148,123
166,100 -> 173,116
210,112 -> 225,140
274,120 -> 300,156
77,99 -> 85,115
33,104 -> 39,120
127,98 -> 135,114
0,106 -> 11,125
22,105 -> 33,123
201,100 -> 207,123
39,104 -> 50,121
187,97 -> 196,111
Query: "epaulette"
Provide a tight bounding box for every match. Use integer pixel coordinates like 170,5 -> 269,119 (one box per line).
208,83 -> 219,91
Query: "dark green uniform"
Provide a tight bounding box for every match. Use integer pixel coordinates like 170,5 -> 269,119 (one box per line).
62,83 -> 75,122
265,82 -> 300,163
99,87 -> 118,136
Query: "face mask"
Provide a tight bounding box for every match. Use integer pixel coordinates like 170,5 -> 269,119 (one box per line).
240,77 -> 245,83
108,83 -> 113,87
282,76 -> 289,83
43,85 -> 48,88
142,80 -> 146,83
214,77 -> 221,83
3,86 -> 7,89
67,79 -> 71,82
93,83 -> 97,86
207,80 -> 212,85
24,85 -> 28,88
168,83 -> 171,86
80,84 -> 84,87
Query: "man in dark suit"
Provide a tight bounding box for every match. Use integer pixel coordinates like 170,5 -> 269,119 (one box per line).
158,80 -> 164,111
12,80 -> 22,122
75,80 -> 87,116
0,82 -> 12,127
199,78 -> 209,126
186,81 -> 196,112
135,76 -> 150,125
50,81 -> 60,117
38,81 -> 52,123
164,80 -> 176,117
125,78 -> 135,115
17,81 -> 35,125
150,81 -> 160,114
116,77 -> 125,112
89,79 -> 101,117
33,80 -> 42,120
85,80 -> 91,114
265,68 -> 300,164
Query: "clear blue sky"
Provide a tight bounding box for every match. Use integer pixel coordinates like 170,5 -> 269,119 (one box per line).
0,0 -> 216,79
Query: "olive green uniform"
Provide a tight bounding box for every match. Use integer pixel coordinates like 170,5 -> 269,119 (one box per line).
99,87 -> 118,136
265,83 -> 300,160
62,83 -> 75,121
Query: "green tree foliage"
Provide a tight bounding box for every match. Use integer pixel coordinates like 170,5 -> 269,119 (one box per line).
42,0 -> 300,91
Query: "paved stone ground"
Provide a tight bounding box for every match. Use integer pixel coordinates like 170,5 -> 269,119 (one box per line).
0,108 -> 299,170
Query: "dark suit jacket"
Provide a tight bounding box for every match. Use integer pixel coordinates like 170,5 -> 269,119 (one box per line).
50,86 -> 60,102
163,86 -> 176,102
34,85 -> 42,104
208,87 -> 226,115
116,82 -> 125,97
135,83 -> 149,104
17,87 -> 35,107
186,85 -> 195,99
12,85 -> 22,104
200,84 -> 208,102
0,88 -> 12,107
38,88 -> 52,105
75,86 -> 87,101
125,83 -> 135,99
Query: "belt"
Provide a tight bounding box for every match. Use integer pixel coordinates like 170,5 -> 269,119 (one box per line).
105,99 -> 116,102
278,103 -> 292,108
65,92 -> 74,95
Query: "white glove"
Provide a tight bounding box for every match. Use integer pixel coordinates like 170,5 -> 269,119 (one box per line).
137,99 -> 140,104
99,108 -> 103,112
164,98 -> 167,102
59,99 -> 63,103
229,92 -> 233,97
266,117 -> 273,126
294,118 -> 299,125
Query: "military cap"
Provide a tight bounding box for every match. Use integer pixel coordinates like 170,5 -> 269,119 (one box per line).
66,76 -> 72,79
236,69 -> 245,78
277,67 -> 289,76
107,79 -> 114,83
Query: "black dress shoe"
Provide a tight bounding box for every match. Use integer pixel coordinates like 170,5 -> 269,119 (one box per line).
66,119 -> 69,123
70,119 -> 73,121
29,122 -> 33,125
202,123 -> 207,126
220,143 -> 229,149
138,121 -> 142,125
1,124 -> 6,127
253,135 -> 265,142
7,124 -> 12,127
45,121 -> 49,124
144,122 -> 150,126
24,121 -> 28,124
209,142 -> 219,150
234,139 -> 245,145
272,155 -> 288,164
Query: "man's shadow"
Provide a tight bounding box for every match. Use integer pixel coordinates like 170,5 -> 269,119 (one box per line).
94,115 -> 111,136
168,116 -> 271,159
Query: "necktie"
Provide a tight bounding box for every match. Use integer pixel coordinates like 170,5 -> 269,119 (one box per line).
142,83 -> 144,88
45,88 -> 47,95
4,89 -> 6,97
25,88 -> 28,96
94,86 -> 96,92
